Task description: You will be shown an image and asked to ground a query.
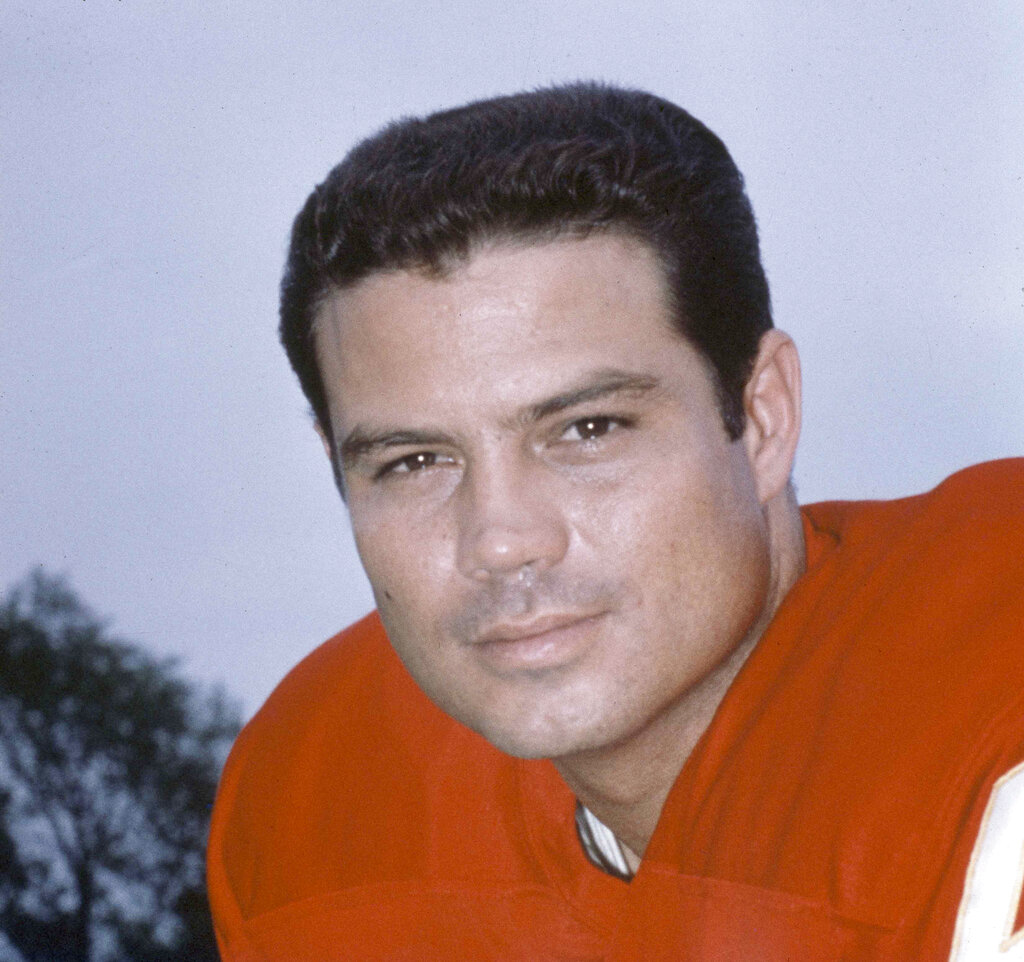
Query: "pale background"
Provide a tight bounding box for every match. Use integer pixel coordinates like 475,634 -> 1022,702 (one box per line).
3,1 -> 1022,717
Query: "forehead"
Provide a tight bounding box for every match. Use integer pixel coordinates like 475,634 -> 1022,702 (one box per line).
314,234 -> 694,428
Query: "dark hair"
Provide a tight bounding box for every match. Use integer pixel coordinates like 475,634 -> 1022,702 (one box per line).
280,82 -> 772,442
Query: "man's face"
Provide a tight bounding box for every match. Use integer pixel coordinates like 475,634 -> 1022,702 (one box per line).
316,234 -> 775,761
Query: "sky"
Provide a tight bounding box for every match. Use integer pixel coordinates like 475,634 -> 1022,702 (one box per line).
2,1 -> 1022,718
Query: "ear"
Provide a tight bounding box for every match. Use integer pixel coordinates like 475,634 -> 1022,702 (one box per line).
741,329 -> 802,504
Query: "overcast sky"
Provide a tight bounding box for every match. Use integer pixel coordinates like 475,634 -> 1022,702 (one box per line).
3,1 -> 1022,717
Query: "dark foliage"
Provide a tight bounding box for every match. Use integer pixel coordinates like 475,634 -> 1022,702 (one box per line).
0,570 -> 240,962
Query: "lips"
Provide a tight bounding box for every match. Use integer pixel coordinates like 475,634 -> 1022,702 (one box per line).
476,612 -> 597,644
471,611 -> 605,671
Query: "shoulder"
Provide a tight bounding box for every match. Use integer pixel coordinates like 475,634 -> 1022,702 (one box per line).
208,612 -> 487,920
230,612 -> 424,767
803,458 -> 1024,556
795,458 -> 1024,712
245,611 -> 400,739
799,459 -> 1024,646
785,460 -> 1024,928
218,605 -> 461,793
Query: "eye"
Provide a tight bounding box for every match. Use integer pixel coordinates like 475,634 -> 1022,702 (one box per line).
562,416 -> 623,442
377,451 -> 448,478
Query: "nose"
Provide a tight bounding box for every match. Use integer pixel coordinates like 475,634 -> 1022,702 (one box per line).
455,457 -> 570,581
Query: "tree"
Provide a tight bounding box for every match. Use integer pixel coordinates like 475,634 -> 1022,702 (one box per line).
0,570 -> 240,962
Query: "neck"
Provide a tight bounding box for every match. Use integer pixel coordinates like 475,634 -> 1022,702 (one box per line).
554,490 -> 805,860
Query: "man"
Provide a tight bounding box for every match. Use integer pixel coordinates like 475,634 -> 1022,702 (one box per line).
207,84 -> 1024,960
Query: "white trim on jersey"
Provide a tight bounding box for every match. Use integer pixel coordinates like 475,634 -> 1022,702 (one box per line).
578,804 -> 633,879
949,761 -> 1024,961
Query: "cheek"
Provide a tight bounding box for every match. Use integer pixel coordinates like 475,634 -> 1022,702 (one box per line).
595,461 -> 769,620
351,508 -> 453,623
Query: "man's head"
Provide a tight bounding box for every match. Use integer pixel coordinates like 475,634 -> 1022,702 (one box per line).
279,84 -> 803,766
280,83 -> 773,454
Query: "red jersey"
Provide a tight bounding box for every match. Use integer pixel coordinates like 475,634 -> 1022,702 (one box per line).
208,460 -> 1024,960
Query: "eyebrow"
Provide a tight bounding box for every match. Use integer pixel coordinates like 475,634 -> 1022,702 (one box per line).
339,368 -> 662,467
340,428 -> 454,466
521,370 -> 661,424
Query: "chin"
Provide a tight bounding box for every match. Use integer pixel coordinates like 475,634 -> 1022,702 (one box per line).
470,705 -> 622,761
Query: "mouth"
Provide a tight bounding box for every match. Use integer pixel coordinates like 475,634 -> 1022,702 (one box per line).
471,611 -> 606,671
